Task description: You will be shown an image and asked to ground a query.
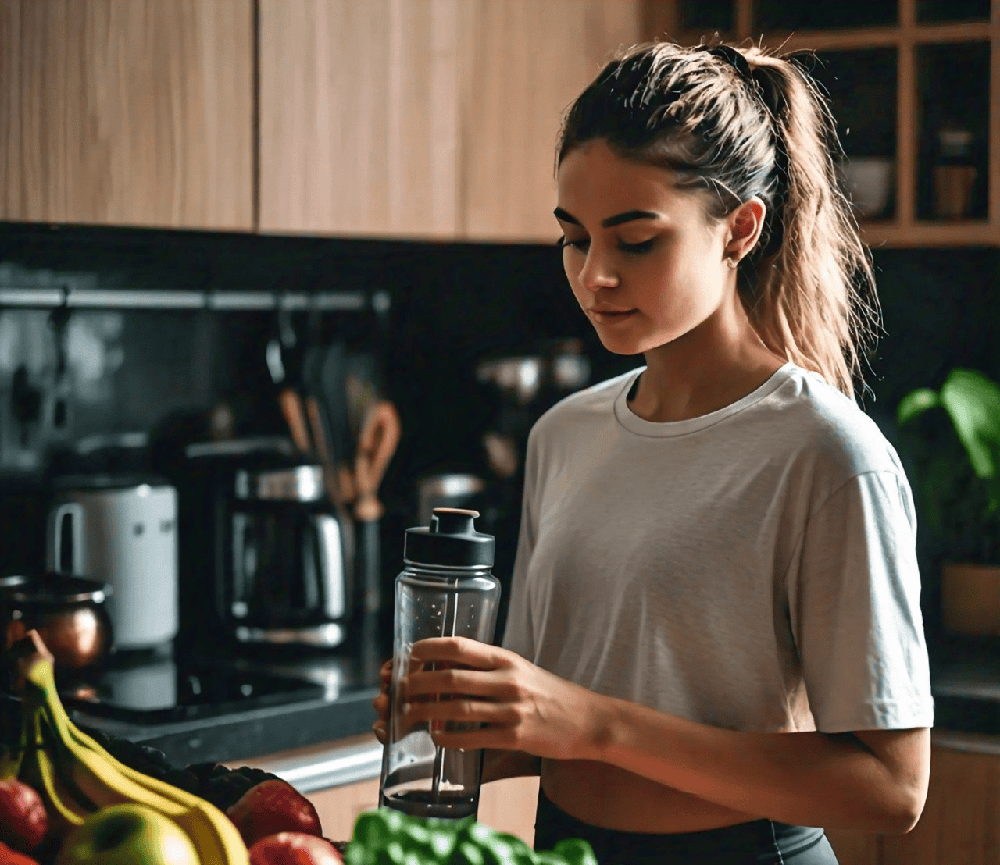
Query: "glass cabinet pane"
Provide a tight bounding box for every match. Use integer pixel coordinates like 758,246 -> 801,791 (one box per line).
754,0 -> 898,31
916,42 -> 989,221
917,0 -> 990,23
677,0 -> 733,34
798,49 -> 898,219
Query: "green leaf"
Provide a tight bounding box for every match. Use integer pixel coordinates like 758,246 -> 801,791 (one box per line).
939,369 -> 1000,481
552,839 -> 598,865
897,388 -> 939,424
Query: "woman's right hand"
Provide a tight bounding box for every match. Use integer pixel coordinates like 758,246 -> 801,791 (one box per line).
372,658 -> 392,744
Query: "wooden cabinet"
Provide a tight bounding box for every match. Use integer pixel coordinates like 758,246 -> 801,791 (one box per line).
645,0 -> 1000,247
820,736 -> 1000,865
881,738 -> 1000,865
1,0 -> 640,239
258,0 -> 642,241
0,0 -> 253,230
308,773 -> 540,846
458,1 -> 642,242
257,0 -> 463,238
825,828 -> 882,865
478,776 -> 540,847
308,775 -> 382,844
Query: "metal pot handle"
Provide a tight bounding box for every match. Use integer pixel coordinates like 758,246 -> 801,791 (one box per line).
49,502 -> 84,574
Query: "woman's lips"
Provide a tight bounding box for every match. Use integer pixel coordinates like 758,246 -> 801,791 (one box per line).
590,308 -> 637,323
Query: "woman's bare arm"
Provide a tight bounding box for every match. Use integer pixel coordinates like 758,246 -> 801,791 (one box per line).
481,748 -> 541,783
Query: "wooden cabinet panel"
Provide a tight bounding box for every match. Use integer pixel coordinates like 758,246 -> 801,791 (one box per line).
458,1 -> 642,242
0,0 -> 253,230
825,828 -> 882,865
308,774 -> 540,848
308,776 -> 382,844
881,745 -> 1000,865
258,0 -> 462,238
477,776 -> 540,847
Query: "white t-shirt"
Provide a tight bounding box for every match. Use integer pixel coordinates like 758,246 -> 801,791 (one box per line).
502,363 -> 934,733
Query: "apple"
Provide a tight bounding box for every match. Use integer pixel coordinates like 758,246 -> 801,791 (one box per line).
0,838 -> 42,865
249,832 -> 344,865
54,804 -> 199,865
227,778 -> 323,848
0,777 -> 48,852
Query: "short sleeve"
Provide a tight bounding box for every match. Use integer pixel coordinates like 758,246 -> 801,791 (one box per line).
789,470 -> 935,732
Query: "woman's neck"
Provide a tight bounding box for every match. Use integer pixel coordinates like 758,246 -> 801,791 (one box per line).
629,310 -> 785,423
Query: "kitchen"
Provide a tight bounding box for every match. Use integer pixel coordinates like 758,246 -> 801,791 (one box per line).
2,0 -> 1000,862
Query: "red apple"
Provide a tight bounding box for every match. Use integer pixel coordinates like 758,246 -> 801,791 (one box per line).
0,838 -> 42,864
0,777 -> 48,853
226,778 -> 323,848
249,832 -> 344,864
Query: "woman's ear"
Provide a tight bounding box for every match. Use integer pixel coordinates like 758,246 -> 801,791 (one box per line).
724,197 -> 767,263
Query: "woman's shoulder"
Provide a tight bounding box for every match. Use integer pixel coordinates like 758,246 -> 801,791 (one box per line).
768,365 -> 905,479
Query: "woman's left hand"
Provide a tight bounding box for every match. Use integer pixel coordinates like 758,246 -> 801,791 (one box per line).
401,636 -> 602,761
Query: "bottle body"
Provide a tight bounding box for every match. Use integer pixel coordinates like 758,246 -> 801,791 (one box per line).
379,562 -> 500,819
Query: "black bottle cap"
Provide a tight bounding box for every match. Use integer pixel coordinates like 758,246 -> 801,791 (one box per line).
403,508 -> 495,567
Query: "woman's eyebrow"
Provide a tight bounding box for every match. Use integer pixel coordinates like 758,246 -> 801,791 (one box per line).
553,207 -> 662,228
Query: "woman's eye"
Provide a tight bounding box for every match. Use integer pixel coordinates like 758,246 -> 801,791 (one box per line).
619,238 -> 655,254
557,236 -> 590,252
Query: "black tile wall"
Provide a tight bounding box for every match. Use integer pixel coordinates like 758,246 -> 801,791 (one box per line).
1,222 -> 999,641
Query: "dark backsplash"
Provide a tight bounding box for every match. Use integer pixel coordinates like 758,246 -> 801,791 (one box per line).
2,222 -> 999,640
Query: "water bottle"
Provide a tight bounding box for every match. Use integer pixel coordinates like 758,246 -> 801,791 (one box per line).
378,507 -> 501,820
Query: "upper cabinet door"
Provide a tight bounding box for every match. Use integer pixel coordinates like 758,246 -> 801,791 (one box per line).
0,0 -> 253,230
458,0 -> 642,242
258,0 -> 463,238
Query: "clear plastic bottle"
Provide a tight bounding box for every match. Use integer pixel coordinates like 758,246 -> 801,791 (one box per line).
378,507 -> 500,820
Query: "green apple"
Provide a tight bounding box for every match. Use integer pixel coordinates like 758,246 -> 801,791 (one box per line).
55,804 -> 200,865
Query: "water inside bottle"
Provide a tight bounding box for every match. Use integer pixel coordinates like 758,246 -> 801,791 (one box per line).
382,788 -> 478,820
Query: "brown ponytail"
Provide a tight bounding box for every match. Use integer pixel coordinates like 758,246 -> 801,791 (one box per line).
743,48 -> 881,399
557,41 -> 882,399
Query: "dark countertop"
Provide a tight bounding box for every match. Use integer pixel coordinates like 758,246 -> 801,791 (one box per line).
71,680 -> 381,771
1,614 -> 393,778
929,636 -> 1000,738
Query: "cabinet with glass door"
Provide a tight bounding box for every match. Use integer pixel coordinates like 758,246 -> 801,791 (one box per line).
642,0 -> 998,247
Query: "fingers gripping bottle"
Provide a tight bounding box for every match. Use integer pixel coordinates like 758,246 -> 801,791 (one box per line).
379,507 -> 501,820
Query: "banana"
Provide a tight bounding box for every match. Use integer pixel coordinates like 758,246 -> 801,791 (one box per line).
0,700 -> 27,779
17,707 -> 89,838
22,651 -> 248,865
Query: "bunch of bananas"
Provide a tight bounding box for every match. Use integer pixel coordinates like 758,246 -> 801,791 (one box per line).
3,631 -> 248,865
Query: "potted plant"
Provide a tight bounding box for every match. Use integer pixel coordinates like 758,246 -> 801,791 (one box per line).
896,368 -> 1000,637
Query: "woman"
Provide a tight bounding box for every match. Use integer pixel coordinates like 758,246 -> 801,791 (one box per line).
373,40 -> 933,864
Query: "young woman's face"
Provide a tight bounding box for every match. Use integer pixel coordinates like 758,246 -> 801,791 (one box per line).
555,139 -> 736,357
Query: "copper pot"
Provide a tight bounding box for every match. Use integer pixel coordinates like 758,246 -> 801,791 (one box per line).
0,573 -> 114,676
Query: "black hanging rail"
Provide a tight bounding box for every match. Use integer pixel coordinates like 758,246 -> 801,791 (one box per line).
0,287 -> 388,312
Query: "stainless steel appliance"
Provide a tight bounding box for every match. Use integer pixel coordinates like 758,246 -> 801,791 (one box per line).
173,441 -> 353,651
230,459 -> 350,646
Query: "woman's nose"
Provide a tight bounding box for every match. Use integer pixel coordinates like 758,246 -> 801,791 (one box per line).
579,250 -> 619,292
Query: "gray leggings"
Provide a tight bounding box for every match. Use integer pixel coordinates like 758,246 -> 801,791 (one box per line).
534,786 -> 839,865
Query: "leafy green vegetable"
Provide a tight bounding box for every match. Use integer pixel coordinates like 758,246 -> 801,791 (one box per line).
346,807 -> 596,865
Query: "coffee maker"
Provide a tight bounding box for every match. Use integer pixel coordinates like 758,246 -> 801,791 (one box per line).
172,440 -> 353,651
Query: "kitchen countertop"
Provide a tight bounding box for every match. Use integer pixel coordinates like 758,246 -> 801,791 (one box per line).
928,636 -> 1000,737
55,615 -> 392,775
71,681 -> 381,773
